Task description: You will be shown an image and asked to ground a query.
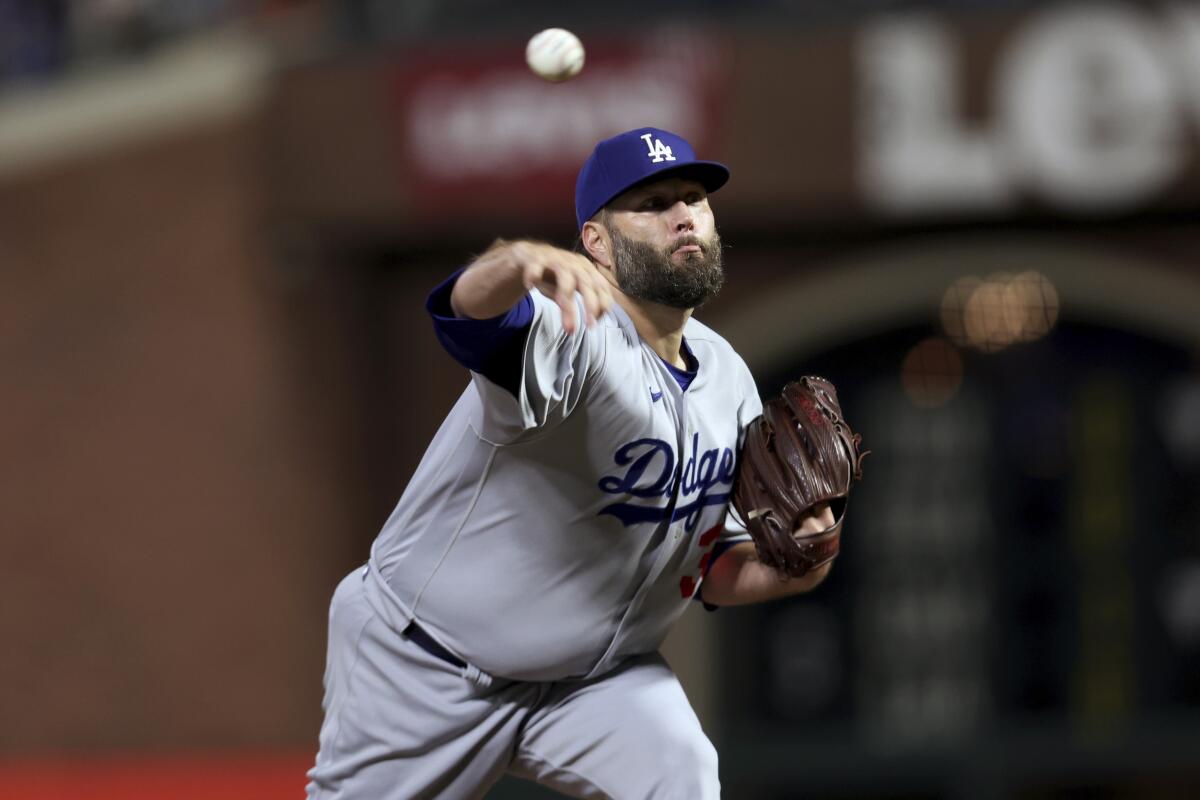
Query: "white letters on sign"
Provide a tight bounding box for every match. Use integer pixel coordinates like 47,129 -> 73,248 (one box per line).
858,3 -> 1200,214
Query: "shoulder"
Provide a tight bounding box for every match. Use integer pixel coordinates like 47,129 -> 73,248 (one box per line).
526,291 -> 626,350
525,291 -> 624,381
687,315 -> 760,414
529,291 -> 638,355
685,315 -> 751,373
530,290 -> 626,335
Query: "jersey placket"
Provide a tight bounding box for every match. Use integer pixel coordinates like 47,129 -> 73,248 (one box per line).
583,349 -> 695,679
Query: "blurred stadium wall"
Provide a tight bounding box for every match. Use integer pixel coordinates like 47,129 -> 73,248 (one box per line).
2,2 -> 1199,798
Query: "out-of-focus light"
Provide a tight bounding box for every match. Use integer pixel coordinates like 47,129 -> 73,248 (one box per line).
1005,270 -> 1060,342
940,271 -> 1060,353
901,336 -> 964,409
964,274 -> 1017,353
941,276 -> 982,348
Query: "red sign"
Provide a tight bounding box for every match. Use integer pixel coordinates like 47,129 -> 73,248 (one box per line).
392,30 -> 730,227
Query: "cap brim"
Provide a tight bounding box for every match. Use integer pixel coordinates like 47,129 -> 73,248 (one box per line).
622,160 -> 730,198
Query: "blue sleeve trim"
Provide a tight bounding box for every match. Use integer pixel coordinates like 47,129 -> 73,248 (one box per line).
426,267 -> 534,397
695,539 -> 745,611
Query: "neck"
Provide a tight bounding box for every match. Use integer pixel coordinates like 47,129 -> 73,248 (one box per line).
612,288 -> 692,369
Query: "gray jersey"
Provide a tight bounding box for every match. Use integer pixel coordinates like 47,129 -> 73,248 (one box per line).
368,291 -> 760,681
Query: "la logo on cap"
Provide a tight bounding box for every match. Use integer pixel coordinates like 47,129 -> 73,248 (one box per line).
640,133 -> 677,164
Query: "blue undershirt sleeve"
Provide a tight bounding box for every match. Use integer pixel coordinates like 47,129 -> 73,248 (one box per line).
697,539 -> 745,611
425,268 -> 534,399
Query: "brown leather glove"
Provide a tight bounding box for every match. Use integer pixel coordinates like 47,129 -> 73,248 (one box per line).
731,376 -> 868,579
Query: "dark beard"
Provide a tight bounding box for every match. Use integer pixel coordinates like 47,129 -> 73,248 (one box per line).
610,228 -> 725,310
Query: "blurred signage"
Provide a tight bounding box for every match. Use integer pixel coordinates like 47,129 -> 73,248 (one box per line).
269,5 -> 1200,232
857,3 -> 1200,215
393,32 -> 727,225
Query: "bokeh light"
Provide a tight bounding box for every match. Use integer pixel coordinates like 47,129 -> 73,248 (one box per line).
1006,270 -> 1060,342
941,271 -> 1060,353
901,336 -> 964,408
941,276 -> 983,347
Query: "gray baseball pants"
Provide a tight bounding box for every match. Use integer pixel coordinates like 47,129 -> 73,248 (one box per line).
305,569 -> 721,799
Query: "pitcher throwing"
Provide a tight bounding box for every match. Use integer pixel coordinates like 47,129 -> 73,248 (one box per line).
306,127 -> 863,799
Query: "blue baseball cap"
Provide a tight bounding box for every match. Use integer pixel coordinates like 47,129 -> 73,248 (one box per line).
574,127 -> 730,229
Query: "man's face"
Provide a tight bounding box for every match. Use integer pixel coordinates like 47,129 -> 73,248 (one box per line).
602,176 -> 724,310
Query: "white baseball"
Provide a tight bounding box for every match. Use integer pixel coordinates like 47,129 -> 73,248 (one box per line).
525,28 -> 585,82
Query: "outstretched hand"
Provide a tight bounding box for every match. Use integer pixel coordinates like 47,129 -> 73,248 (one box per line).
452,239 -> 614,335
511,241 -> 614,334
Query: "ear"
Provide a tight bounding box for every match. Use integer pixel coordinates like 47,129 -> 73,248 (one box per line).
581,219 -> 613,269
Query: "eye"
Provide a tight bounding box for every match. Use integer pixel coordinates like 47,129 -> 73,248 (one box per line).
640,196 -> 666,211
686,192 -> 705,205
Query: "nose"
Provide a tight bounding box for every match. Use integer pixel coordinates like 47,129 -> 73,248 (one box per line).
668,199 -> 696,233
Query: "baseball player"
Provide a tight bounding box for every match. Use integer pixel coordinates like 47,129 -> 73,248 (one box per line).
306,128 -> 836,799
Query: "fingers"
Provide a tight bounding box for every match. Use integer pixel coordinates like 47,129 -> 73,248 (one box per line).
795,502 -> 835,536
551,266 -> 579,334
816,502 -> 835,528
554,254 -> 610,331
519,244 -> 613,334
575,275 -> 601,327
574,256 -> 613,327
